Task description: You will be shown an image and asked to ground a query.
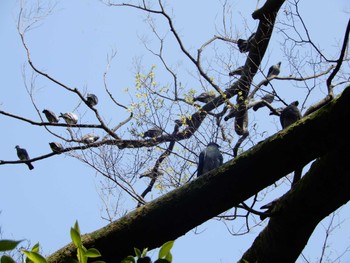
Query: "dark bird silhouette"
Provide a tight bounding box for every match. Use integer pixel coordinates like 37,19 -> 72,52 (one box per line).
86,93 -> 98,107
143,127 -> 163,138
263,62 -> 281,86
59,112 -> 78,125
253,92 -> 275,111
15,145 -> 34,170
81,133 -> 100,144
229,66 -> 244,76
224,106 -> 238,121
49,142 -> 64,153
42,109 -> 59,123
197,142 -> 223,177
280,101 -> 303,186
193,92 -> 215,103
280,101 -> 301,129
237,33 -> 255,53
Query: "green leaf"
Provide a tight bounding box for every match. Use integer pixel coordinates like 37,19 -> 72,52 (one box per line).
0,240 -> 23,252
158,241 -> 174,259
134,248 -> 141,258
73,220 -> 81,234
1,255 -> 17,263
91,261 -> 106,263
141,248 -> 148,258
77,247 -> 87,263
120,255 -> 135,263
22,250 -> 47,263
165,252 -> 172,263
84,248 -> 101,258
31,243 -> 40,253
70,228 -> 81,247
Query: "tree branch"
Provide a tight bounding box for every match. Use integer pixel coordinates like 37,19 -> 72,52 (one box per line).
47,85 -> 350,263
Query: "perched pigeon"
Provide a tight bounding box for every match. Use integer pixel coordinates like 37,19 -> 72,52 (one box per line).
193,92 -> 215,103
49,142 -> 64,153
42,109 -> 59,123
263,62 -> 281,86
143,127 -> 163,138
280,101 -> 301,129
224,106 -> 238,121
229,66 -> 244,77
81,133 -> 100,144
197,142 -> 223,177
253,92 -> 275,111
59,112 -> 78,125
15,145 -> 34,170
237,33 -> 256,53
86,93 -> 98,107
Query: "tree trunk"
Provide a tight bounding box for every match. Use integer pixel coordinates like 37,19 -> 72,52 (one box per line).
239,145 -> 350,263
47,86 -> 350,263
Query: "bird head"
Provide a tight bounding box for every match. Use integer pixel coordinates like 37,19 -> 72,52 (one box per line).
208,142 -> 220,148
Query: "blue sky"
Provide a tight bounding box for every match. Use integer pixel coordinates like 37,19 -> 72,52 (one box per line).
1,1 -> 350,262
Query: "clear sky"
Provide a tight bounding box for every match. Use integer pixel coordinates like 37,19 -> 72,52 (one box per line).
1,1 -> 350,263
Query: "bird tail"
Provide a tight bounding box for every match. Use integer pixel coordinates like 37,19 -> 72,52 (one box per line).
26,162 -> 34,170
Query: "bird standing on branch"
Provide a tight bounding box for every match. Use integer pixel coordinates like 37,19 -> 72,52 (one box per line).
253,92 -> 275,111
81,133 -> 100,144
280,101 -> 303,186
263,62 -> 281,86
237,33 -> 256,53
193,92 -> 215,103
280,101 -> 301,129
197,142 -> 223,177
229,66 -> 244,77
59,112 -> 78,125
49,142 -> 64,153
143,127 -> 163,138
42,109 -> 59,123
15,145 -> 34,170
86,93 -> 98,107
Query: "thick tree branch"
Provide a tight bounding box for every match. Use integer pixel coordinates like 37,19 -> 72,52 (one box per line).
239,145 -> 350,263
47,85 -> 350,263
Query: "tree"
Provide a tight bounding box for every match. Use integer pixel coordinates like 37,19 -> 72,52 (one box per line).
1,0 -> 349,262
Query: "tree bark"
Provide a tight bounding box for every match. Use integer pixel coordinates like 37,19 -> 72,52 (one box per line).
239,145 -> 350,263
47,86 -> 350,263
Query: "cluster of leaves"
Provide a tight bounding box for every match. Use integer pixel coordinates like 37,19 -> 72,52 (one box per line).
0,222 -> 174,263
0,221 -> 104,263
121,240 -> 174,263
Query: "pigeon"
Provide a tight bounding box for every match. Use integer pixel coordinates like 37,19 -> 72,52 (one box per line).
42,109 -> 59,123
263,62 -> 281,86
15,145 -> 34,170
59,112 -> 78,125
252,92 -> 275,111
86,93 -> 98,107
280,101 -> 301,129
81,133 -> 100,144
49,142 -> 64,153
193,92 -> 216,103
143,127 -> 163,138
224,106 -> 238,121
197,142 -> 223,177
237,33 -> 256,53
229,66 -> 244,77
